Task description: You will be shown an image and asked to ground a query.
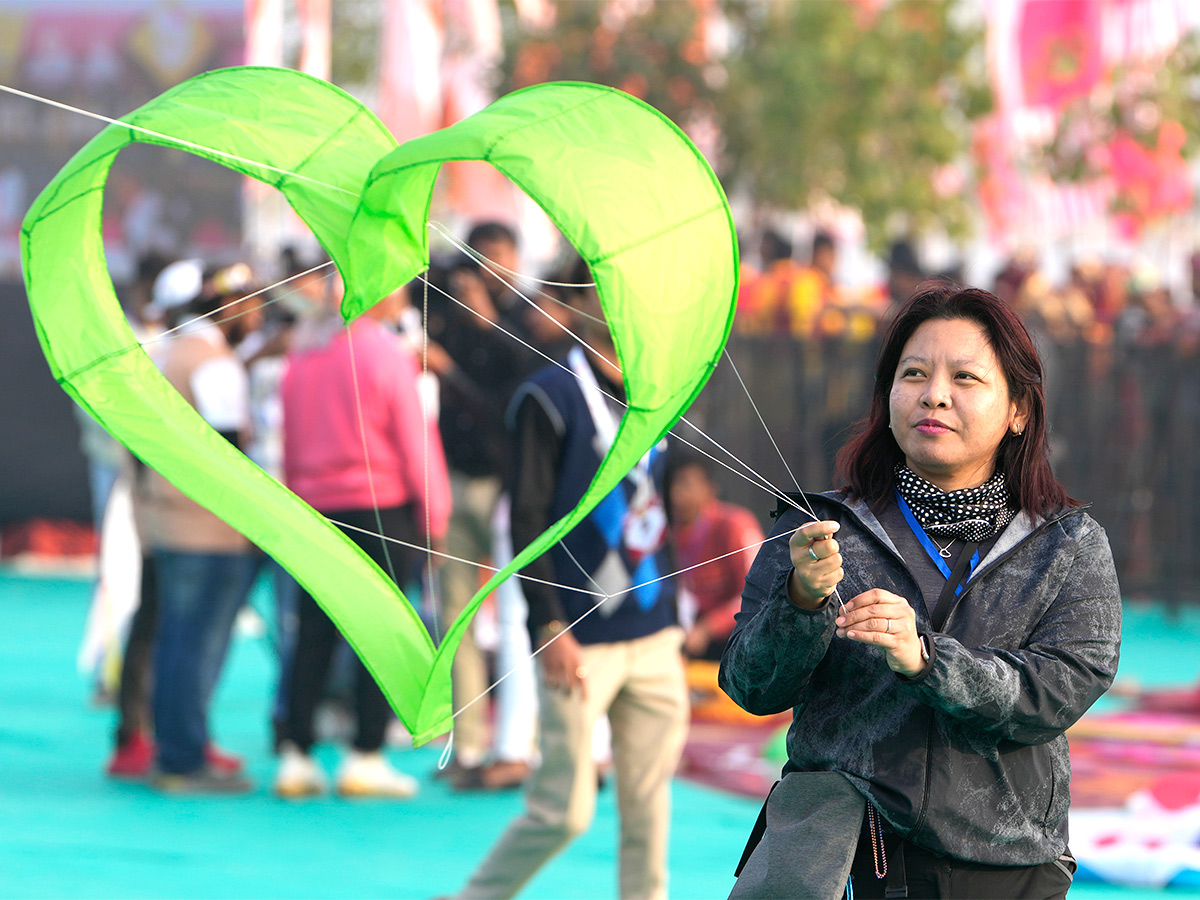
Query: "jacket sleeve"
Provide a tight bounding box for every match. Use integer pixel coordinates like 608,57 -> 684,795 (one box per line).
903,518 -> 1122,745
718,513 -> 839,716
508,388 -> 566,638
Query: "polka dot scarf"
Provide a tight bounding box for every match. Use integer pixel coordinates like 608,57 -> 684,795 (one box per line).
894,464 -> 1015,542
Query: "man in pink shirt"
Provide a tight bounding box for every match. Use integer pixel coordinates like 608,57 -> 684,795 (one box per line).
276,284 -> 451,798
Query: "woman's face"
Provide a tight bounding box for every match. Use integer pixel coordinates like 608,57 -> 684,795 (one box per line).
889,317 -> 1026,491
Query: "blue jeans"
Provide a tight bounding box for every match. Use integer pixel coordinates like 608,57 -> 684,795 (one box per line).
270,560 -> 301,728
152,550 -> 258,774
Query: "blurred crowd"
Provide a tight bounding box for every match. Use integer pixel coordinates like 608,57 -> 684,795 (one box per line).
82,221 -> 764,825
734,224 -> 1200,356
79,219 -> 1200,822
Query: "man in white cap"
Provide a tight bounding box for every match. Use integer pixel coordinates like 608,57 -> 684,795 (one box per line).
136,259 -> 260,792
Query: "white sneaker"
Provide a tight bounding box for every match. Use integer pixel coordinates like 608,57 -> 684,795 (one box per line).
336,751 -> 419,799
274,743 -> 327,798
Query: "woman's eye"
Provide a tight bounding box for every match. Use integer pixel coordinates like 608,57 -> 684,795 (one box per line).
956,372 -> 978,381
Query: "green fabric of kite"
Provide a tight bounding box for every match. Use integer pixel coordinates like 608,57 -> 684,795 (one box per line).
21,66 -> 738,744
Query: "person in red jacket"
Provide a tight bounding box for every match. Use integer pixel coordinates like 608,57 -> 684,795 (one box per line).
667,452 -> 766,661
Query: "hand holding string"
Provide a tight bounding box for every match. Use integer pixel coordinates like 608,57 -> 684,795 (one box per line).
836,588 -> 927,677
787,520 -> 843,610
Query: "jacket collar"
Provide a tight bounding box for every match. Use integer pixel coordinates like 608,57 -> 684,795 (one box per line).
978,510 -> 1043,571
838,492 -> 900,558
814,490 -> 1062,583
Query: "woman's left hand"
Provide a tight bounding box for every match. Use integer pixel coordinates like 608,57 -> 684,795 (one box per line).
836,589 -> 927,677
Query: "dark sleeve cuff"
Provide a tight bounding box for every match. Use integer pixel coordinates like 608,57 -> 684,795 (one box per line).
895,631 -> 937,684
776,566 -> 835,616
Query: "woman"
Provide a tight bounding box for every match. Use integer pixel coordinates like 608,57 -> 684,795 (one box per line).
720,284 -> 1121,899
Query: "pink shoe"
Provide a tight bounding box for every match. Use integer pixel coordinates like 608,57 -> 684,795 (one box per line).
106,731 -> 155,779
204,743 -> 244,775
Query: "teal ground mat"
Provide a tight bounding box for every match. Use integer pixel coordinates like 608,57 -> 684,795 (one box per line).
2,567 -> 1199,899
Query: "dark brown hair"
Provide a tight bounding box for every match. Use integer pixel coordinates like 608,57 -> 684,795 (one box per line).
834,282 -> 1077,517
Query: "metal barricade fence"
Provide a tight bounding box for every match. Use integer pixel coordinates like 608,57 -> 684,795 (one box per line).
688,333 -> 1200,608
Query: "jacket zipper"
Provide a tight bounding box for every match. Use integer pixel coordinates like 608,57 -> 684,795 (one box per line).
912,715 -> 937,838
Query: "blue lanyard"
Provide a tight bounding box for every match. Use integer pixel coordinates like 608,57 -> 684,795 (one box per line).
895,491 -> 979,596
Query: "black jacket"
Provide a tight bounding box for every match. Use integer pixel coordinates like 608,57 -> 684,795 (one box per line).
719,490 -> 1122,866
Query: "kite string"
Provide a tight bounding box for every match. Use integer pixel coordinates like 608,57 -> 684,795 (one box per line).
414,242 -> 808,517
345,323 -> 400,585
131,226 -> 824,727
7,78 -> 833,728
420,270 -> 442,646
399,238 -> 827,726
7,74 -> 810,516
448,528 -> 799,723
0,83 -> 357,196
299,252 -> 825,726
210,272 -> 826,723
138,261 -> 338,347
7,76 -> 804,515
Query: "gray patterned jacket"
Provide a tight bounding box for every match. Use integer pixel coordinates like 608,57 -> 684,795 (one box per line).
719,490 -> 1122,866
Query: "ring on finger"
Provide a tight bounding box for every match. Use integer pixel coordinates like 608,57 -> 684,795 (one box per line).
808,545 -> 820,561
885,619 -> 891,634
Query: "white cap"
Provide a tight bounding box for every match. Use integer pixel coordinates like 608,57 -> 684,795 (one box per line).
148,258 -> 204,316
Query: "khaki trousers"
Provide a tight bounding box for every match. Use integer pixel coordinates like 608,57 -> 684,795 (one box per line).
457,626 -> 689,900
438,472 -> 501,764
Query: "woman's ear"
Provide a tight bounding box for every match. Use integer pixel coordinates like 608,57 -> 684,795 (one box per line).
1010,396 -> 1032,435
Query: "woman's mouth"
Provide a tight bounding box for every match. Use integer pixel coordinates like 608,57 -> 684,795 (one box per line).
916,419 -> 952,434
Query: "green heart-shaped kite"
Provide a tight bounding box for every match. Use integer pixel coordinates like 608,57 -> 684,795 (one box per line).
21,66 -> 738,745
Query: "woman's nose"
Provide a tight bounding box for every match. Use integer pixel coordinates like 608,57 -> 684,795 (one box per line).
921,376 -> 950,407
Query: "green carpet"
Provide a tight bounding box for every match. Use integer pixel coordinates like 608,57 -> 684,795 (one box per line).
2,567 -> 1199,899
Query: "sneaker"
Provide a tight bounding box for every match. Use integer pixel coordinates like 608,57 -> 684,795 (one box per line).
454,759 -> 531,792
274,742 -> 326,798
336,751 -> 418,799
432,758 -> 479,784
478,759 -> 532,790
152,766 -> 253,794
205,743 -> 244,775
106,731 -> 155,779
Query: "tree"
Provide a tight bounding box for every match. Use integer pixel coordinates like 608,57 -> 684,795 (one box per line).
495,0 -> 991,253
330,0 -> 382,87
717,0 -> 990,251
496,0 -> 718,132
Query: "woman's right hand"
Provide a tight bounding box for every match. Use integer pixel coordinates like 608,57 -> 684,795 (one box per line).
787,520 -> 843,609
